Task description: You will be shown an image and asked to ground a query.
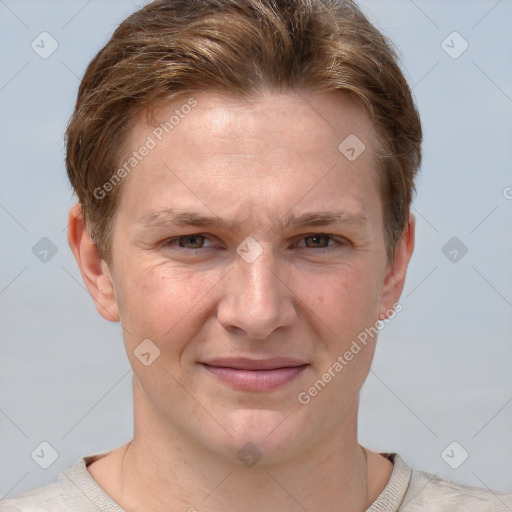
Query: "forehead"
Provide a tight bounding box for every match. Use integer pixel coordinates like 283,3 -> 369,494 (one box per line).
117,90 -> 382,226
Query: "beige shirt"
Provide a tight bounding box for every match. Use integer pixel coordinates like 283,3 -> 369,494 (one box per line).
1,452 -> 511,511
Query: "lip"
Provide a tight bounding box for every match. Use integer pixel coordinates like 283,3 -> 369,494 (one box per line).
200,358 -> 309,391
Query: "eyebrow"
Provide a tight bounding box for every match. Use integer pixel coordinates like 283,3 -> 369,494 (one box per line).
137,208 -> 368,233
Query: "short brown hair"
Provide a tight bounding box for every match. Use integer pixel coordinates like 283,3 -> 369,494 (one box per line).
66,0 -> 422,263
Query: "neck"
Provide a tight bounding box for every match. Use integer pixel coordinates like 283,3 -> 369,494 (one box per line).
93,384 -> 384,512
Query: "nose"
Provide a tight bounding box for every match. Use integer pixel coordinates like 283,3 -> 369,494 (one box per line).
217,243 -> 297,340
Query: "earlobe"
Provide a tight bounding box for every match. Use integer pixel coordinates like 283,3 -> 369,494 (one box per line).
67,203 -> 120,323
378,214 -> 415,319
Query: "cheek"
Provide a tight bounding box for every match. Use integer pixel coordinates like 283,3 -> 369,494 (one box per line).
300,264 -> 381,338
117,260 -> 215,349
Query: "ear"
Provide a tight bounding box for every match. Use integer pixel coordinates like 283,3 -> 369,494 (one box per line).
67,203 -> 120,322
378,214 -> 415,318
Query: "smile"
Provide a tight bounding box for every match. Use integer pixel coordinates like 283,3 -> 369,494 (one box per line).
200,358 -> 309,391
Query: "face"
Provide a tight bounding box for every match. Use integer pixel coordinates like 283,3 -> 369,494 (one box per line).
81,90 -> 412,465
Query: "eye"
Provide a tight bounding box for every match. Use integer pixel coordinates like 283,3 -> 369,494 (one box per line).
301,234 -> 332,248
295,234 -> 347,252
164,234 -> 214,250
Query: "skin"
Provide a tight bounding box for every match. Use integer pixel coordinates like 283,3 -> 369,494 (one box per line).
68,89 -> 415,512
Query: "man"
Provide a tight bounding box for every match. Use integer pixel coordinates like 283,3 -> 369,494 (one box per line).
1,0 -> 511,510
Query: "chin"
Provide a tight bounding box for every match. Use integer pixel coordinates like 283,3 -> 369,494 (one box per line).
208,407 -> 314,467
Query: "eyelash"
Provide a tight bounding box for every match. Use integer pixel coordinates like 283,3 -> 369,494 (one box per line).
163,233 -> 347,253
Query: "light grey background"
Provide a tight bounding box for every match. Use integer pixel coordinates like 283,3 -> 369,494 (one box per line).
1,0 -> 511,500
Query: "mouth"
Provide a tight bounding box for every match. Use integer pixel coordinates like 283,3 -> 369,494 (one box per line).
200,358 -> 309,392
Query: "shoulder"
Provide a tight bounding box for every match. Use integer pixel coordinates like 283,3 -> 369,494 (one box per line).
401,462 -> 512,511
0,451 -> 118,512
0,482 -> 66,512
